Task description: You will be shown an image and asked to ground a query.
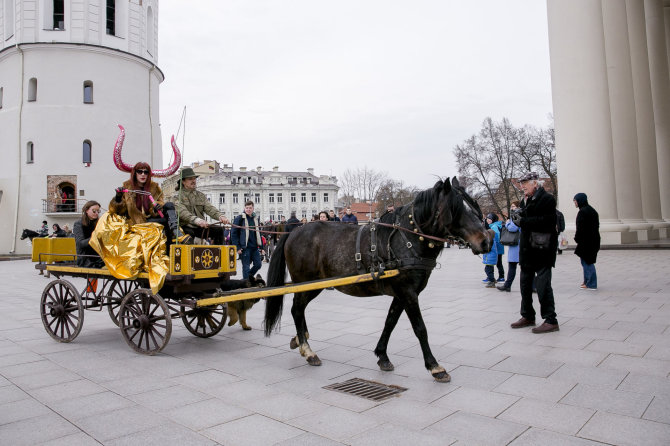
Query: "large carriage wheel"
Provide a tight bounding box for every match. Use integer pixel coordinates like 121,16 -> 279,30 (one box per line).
107,280 -> 140,326
181,303 -> 227,338
40,280 -> 84,343
118,288 -> 172,355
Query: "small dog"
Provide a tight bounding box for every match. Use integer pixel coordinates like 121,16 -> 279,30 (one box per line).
227,274 -> 265,330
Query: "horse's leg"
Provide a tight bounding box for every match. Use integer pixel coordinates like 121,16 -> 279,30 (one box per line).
290,290 -> 321,366
402,294 -> 451,383
374,296 -> 405,372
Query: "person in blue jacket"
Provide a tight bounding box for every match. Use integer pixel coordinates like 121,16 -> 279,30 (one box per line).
498,201 -> 521,292
482,213 -> 500,288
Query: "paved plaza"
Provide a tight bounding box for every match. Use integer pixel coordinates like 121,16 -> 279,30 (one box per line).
1,247 -> 669,445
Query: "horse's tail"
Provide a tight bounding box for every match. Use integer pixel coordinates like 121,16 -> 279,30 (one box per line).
264,233 -> 289,336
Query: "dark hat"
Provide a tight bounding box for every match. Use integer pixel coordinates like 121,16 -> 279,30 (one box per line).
519,172 -> 539,182
573,192 -> 588,207
486,213 -> 498,222
180,167 -> 199,179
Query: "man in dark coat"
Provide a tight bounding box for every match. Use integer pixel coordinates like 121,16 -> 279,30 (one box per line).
573,192 -> 600,290
285,211 -> 301,234
510,172 -> 559,333
231,201 -> 265,279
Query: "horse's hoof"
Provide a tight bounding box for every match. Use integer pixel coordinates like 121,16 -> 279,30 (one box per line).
377,359 -> 394,372
307,355 -> 322,366
242,326 -> 252,331
289,337 -> 299,350
432,371 -> 451,383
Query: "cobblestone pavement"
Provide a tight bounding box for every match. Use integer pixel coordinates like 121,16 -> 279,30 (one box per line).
1,248 -> 669,445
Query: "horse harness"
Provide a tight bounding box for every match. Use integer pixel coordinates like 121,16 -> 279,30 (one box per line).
355,205 -> 440,276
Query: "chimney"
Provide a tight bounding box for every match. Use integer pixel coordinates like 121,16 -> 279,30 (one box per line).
273,166 -> 279,172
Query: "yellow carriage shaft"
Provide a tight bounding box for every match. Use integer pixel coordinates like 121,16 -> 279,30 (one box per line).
196,269 -> 400,307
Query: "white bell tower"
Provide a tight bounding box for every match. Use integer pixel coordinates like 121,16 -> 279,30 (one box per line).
0,0 -> 165,254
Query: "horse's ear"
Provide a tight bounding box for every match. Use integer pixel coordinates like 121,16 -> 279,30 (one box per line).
443,177 -> 452,194
451,176 -> 460,188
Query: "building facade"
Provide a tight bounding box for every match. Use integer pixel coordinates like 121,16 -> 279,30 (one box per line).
548,0 -> 670,244
163,164 -> 339,223
0,0 -> 164,254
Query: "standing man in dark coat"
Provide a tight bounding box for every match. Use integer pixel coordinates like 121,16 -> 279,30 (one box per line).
573,193 -> 600,290
285,211 -> 301,234
231,201 -> 265,279
510,172 -> 559,333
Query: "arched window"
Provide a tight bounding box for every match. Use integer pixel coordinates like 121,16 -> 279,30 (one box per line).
4,0 -> 14,38
28,78 -> 37,102
83,81 -> 93,103
83,140 -> 92,164
106,0 -> 116,35
27,142 -> 34,164
147,6 -> 155,56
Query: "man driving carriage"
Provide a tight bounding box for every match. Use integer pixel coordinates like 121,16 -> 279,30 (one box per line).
173,167 -> 230,244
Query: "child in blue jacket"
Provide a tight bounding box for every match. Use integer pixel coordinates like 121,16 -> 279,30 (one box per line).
483,213 -> 500,288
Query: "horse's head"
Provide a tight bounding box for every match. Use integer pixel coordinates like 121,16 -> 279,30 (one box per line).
20,229 -> 29,240
434,177 -> 493,255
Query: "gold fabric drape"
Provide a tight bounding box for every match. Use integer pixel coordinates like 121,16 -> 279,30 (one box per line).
89,212 -> 169,294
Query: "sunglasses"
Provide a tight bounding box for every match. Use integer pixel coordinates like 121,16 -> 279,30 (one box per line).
136,169 -> 150,175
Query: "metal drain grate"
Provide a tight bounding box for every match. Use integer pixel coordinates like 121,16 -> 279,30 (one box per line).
323,378 -> 407,401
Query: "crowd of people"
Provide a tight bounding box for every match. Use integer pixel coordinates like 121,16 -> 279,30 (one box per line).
480,172 -> 601,335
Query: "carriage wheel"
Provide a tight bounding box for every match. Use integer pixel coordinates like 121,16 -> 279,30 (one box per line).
40,280 -> 84,343
107,280 -> 140,326
118,289 -> 171,355
181,303 -> 227,338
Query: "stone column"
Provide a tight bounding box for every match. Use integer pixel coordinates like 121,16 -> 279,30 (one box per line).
645,0 -> 670,225
602,0 -> 647,243
547,0 -> 624,244
627,0 -> 663,239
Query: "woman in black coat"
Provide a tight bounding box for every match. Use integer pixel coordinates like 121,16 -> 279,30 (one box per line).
573,193 -> 600,290
73,200 -> 105,268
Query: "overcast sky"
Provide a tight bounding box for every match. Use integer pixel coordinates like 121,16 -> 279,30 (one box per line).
157,0 -> 553,190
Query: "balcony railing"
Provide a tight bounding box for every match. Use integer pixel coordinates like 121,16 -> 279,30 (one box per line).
42,198 -> 86,214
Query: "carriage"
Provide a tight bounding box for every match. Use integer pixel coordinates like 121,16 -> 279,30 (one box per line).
34,238 -> 399,355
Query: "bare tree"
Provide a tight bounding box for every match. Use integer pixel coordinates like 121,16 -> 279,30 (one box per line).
339,166 -> 388,202
375,179 -> 419,213
454,117 -> 556,215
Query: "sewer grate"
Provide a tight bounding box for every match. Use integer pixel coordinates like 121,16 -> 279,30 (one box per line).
323,378 -> 407,401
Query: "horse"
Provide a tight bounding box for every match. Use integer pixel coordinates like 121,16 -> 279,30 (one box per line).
263,177 -> 493,382
20,229 -> 41,241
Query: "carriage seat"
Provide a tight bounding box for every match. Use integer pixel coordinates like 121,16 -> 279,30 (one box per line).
31,237 -> 76,264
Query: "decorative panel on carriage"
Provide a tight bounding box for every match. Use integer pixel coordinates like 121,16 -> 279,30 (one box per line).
169,244 -> 237,277
31,238 -> 76,263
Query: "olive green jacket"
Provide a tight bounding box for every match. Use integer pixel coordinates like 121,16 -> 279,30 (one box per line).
173,188 -> 222,227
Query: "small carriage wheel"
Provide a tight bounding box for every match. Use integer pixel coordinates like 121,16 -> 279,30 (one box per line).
107,280 -> 140,326
180,303 -> 227,338
118,288 -> 172,355
40,279 -> 84,343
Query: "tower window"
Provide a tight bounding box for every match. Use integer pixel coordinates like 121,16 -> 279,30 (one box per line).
27,142 -> 34,163
28,78 -> 37,102
53,0 -> 64,29
83,140 -> 92,164
106,0 -> 116,36
4,0 -> 14,38
0,87 -> 3,109
83,81 -> 93,103
147,6 -> 155,56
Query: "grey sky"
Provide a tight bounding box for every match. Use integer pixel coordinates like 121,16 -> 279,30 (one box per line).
157,0 -> 553,190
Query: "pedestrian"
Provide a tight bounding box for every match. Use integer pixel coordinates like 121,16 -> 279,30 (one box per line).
328,210 -> 340,222
573,193 -> 600,290
319,211 -> 329,221
231,201 -> 265,279
510,172 -> 560,333
341,207 -> 358,224
556,209 -> 566,255
286,211 -> 301,233
498,201 -> 520,292
482,214 -> 499,288
489,213 -> 505,282
173,167 -> 229,244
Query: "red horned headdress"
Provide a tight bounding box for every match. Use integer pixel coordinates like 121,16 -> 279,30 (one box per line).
113,124 -> 181,177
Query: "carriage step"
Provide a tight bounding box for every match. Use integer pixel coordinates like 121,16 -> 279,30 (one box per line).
323,378 -> 407,402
